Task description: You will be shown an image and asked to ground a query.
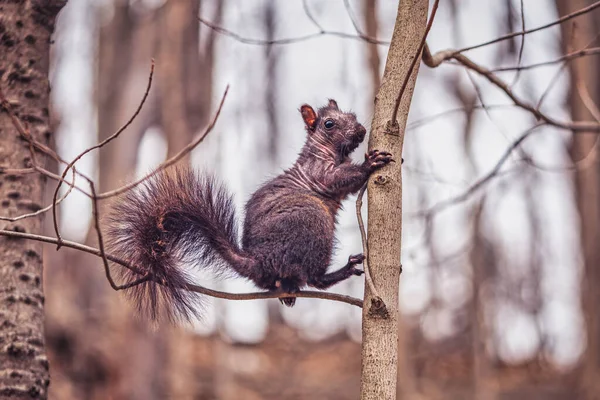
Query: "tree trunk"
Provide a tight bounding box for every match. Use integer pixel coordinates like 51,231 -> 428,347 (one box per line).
360,1 -> 428,399
555,0 -> 600,397
0,1 -> 66,398
363,0 -> 381,103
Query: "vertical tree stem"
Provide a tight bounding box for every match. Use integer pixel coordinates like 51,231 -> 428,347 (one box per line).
360,1 -> 428,399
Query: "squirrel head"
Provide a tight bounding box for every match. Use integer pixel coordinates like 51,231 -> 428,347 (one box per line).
300,99 -> 367,159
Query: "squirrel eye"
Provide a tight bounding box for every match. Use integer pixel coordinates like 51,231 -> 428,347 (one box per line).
324,119 -> 335,129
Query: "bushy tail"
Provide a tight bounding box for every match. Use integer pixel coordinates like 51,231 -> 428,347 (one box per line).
106,167 -> 254,323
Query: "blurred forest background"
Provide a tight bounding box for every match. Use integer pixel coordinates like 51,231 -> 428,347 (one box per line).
37,0 -> 600,398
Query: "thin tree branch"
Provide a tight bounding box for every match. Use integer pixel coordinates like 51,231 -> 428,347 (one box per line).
343,0 -> 364,35
407,104 -> 518,130
0,229 -> 363,307
52,59 -> 155,246
510,0 -> 526,85
0,82 -> 94,186
88,180 -> 134,291
491,47 -> 600,72
390,0 -> 440,124
454,0 -> 600,54
0,168 -> 76,222
423,43 -> 600,132
411,124 -> 544,218
535,62 -> 568,111
302,0 -> 325,31
356,183 -> 382,305
96,85 -> 230,199
198,16 -> 390,46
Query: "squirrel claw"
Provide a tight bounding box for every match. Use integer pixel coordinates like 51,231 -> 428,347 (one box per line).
349,254 -> 365,264
347,254 -> 365,276
348,253 -> 365,265
364,150 -> 394,171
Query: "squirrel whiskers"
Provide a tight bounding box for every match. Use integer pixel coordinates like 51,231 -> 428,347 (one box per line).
107,99 -> 393,323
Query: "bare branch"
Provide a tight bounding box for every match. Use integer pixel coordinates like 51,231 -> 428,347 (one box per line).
423,44 -> 600,132
390,0 -> 440,124
52,59 -> 155,245
88,180 -> 134,291
0,229 -> 363,307
510,0 -> 526,85
407,104 -> 519,130
491,47 -> 600,72
455,0 -> 600,54
198,16 -> 390,46
356,183 -> 382,303
0,83 -> 94,183
536,63 -> 568,111
302,0 -> 325,31
411,124 -> 544,218
343,0 -> 363,35
96,85 -> 230,199
0,168 -> 76,222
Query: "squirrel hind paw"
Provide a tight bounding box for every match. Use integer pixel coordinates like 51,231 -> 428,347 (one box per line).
276,279 -> 299,307
279,297 -> 296,307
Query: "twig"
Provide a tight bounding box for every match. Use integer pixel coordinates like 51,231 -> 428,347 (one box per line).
535,63 -> 568,111
96,85 -> 230,199
88,180 -> 139,291
411,124 -> 544,218
0,86 -> 91,184
343,0 -> 363,35
52,59 -> 155,246
198,16 -> 389,46
491,47 -> 600,72
510,0 -> 526,86
0,167 -> 36,175
390,0 -> 440,124
0,168 -> 76,222
302,0 -> 324,31
454,0 -> 600,54
407,104 -> 518,130
355,183 -> 382,304
422,44 -> 600,132
0,87 -> 91,223
0,229 -> 363,307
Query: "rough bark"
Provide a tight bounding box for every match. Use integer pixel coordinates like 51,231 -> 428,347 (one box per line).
360,1 -> 428,399
0,0 -> 66,398
555,0 -> 600,397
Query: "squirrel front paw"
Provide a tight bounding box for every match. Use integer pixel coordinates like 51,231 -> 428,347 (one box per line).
364,150 -> 394,172
347,253 -> 365,276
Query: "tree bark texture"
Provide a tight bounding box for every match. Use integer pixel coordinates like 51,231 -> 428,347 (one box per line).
360,1 -> 428,400
555,0 -> 600,397
0,1 -> 65,398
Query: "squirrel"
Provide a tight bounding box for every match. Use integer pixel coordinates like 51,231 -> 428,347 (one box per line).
106,99 -> 393,322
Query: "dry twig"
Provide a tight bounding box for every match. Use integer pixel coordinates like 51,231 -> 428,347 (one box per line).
411,124 -> 544,218
0,229 -> 362,307
454,0 -> 600,54
422,44 -> 600,132
355,183 -> 381,303
52,60 -> 155,246
96,85 -> 229,199
198,16 -> 389,46
390,0 -> 440,124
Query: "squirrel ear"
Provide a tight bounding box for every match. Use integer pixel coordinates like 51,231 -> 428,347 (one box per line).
328,99 -> 339,110
300,104 -> 318,131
